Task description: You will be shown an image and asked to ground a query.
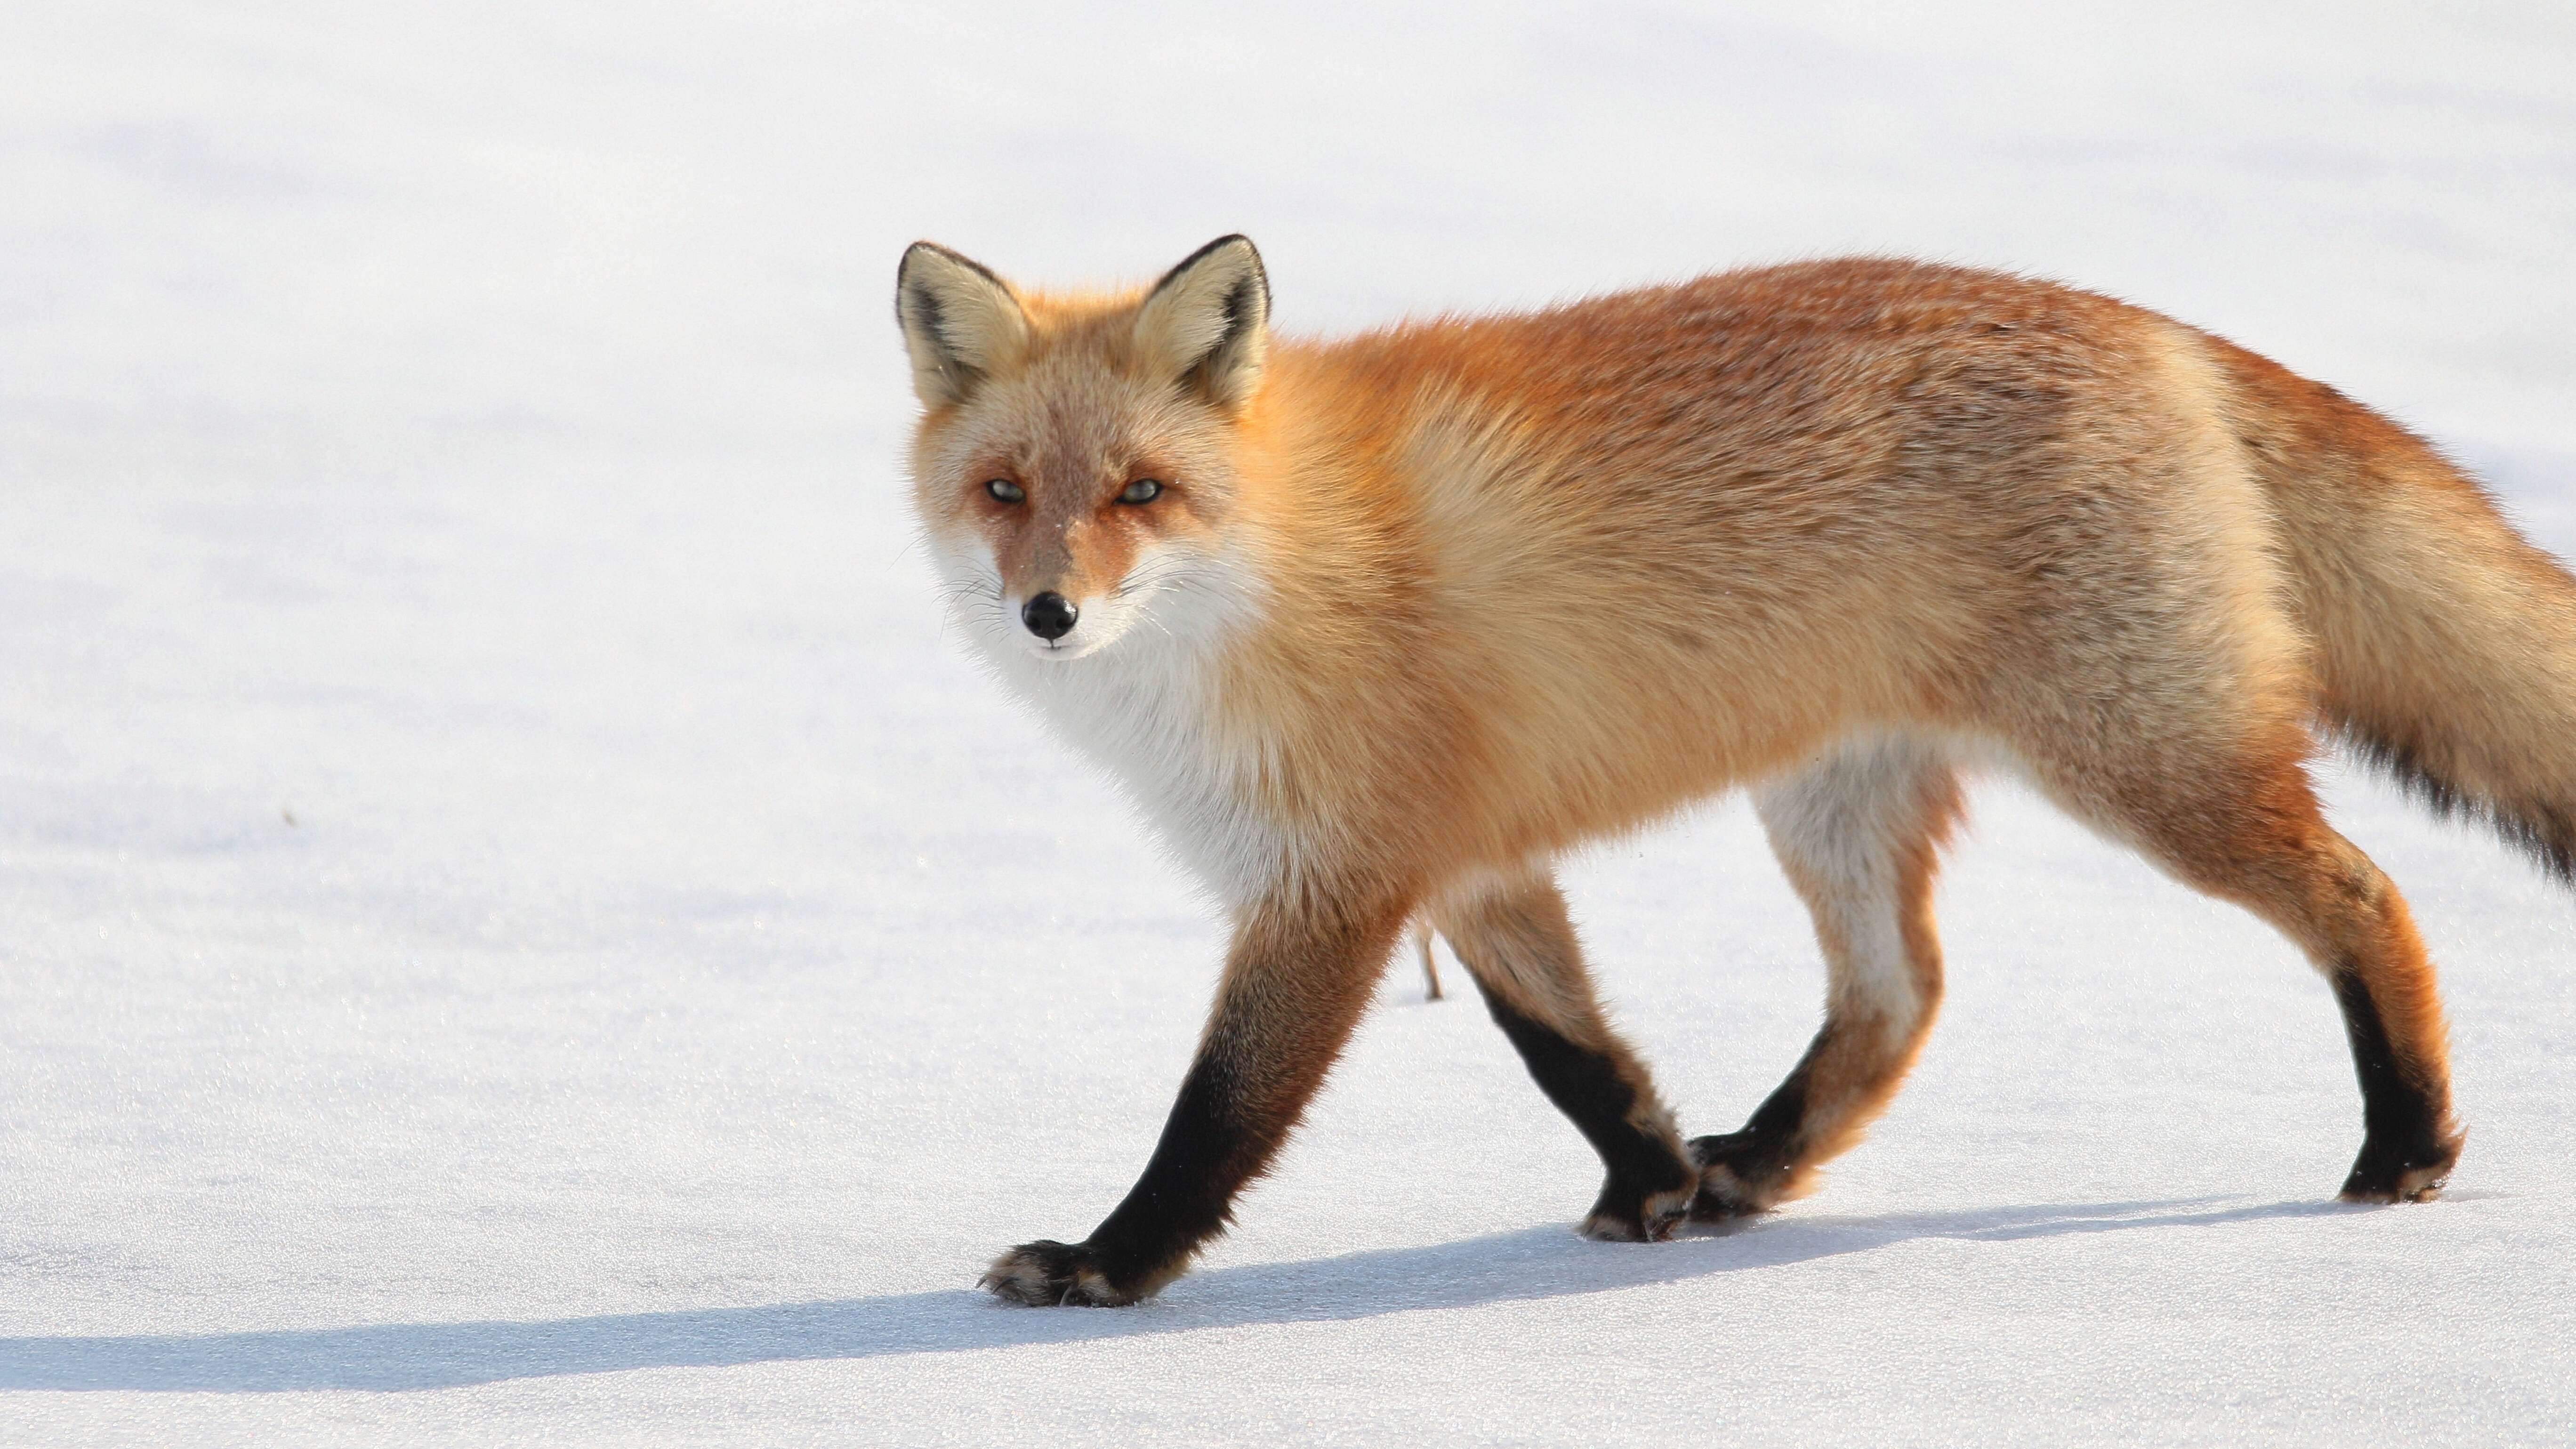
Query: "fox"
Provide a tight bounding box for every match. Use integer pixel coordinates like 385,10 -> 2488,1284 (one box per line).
894,234 -> 2576,1307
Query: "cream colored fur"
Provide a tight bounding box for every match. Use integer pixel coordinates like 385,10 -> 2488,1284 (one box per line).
897,243 -> 1030,408
1131,236 -> 1268,408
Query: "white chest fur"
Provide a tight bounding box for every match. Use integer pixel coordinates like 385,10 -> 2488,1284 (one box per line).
994,637 -> 1284,906
941,540 -> 1288,907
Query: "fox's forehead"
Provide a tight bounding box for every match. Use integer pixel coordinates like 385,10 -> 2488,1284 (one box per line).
925,318 -> 1226,485
1014,286 -> 1149,354
936,361 -> 1159,479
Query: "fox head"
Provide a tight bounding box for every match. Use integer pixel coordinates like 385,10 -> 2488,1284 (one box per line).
897,235 -> 1271,663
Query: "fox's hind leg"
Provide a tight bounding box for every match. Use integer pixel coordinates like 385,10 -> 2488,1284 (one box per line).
1694,734 -> 1965,1219
1434,868 -> 1698,1240
2017,719 -> 2464,1202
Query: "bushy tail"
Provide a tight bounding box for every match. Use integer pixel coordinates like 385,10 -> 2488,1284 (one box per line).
2217,338 -> 2576,884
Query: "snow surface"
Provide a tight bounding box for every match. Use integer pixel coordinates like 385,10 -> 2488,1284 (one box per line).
4,3 -> 2574,1444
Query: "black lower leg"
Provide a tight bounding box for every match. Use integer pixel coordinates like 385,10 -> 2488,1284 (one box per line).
1473,985 -> 1693,1233
1082,1049 -> 1268,1286
2330,971 -> 2458,1200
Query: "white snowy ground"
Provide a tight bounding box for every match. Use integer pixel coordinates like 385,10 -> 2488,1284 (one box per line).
3,3 -> 2573,1444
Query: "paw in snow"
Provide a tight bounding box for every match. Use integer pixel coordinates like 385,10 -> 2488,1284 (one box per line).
1686,1130 -> 1792,1222
980,1239 -> 1137,1307
1579,1179 -> 1696,1242
2336,1116 -> 2464,1204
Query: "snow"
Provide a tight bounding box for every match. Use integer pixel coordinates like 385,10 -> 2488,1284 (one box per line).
3,2 -> 2572,1443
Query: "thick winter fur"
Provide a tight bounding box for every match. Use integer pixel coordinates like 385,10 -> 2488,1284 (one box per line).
899,238 -> 2572,1305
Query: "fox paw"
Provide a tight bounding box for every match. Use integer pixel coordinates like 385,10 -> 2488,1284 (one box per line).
1687,1131 -> 1795,1221
979,1240 -> 1137,1307
2337,1129 -> 2463,1204
1578,1151 -> 1700,1242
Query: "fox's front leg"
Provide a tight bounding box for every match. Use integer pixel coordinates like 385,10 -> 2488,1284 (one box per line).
1435,868 -> 1698,1241
981,887 -> 1406,1306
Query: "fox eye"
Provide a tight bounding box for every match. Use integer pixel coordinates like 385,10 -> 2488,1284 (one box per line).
984,479 -> 1025,504
1118,478 -> 1164,505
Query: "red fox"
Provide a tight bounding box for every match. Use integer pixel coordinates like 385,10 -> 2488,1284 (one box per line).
896,235 -> 2574,1307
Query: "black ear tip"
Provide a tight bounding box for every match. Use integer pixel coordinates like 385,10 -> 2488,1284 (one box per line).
1227,237 -> 1271,309
903,238 -> 974,275
1151,234 -> 1269,314
1167,233 -> 1261,273
898,241 -> 1009,292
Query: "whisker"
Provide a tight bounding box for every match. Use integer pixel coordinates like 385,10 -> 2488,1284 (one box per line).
938,576 -> 1005,603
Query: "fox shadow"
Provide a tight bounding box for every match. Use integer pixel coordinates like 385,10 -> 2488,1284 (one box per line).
1,1195 -> 2360,1393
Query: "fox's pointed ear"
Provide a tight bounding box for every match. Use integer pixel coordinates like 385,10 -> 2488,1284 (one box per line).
1134,235 -> 1270,409
895,242 -> 1029,408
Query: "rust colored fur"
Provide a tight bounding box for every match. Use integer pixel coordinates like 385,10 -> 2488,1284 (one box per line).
900,239 -> 2565,1304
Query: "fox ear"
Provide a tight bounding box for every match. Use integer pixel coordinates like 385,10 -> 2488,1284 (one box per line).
895,242 -> 1029,407
1134,235 -> 1270,409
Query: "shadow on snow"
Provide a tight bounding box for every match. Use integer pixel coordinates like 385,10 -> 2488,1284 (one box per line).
1,1195 -> 2362,1392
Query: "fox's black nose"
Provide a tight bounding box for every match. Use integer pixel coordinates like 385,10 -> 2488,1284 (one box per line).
1022,591 -> 1079,641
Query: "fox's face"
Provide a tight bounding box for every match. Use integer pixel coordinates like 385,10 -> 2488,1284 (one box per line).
898,237 -> 1270,662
